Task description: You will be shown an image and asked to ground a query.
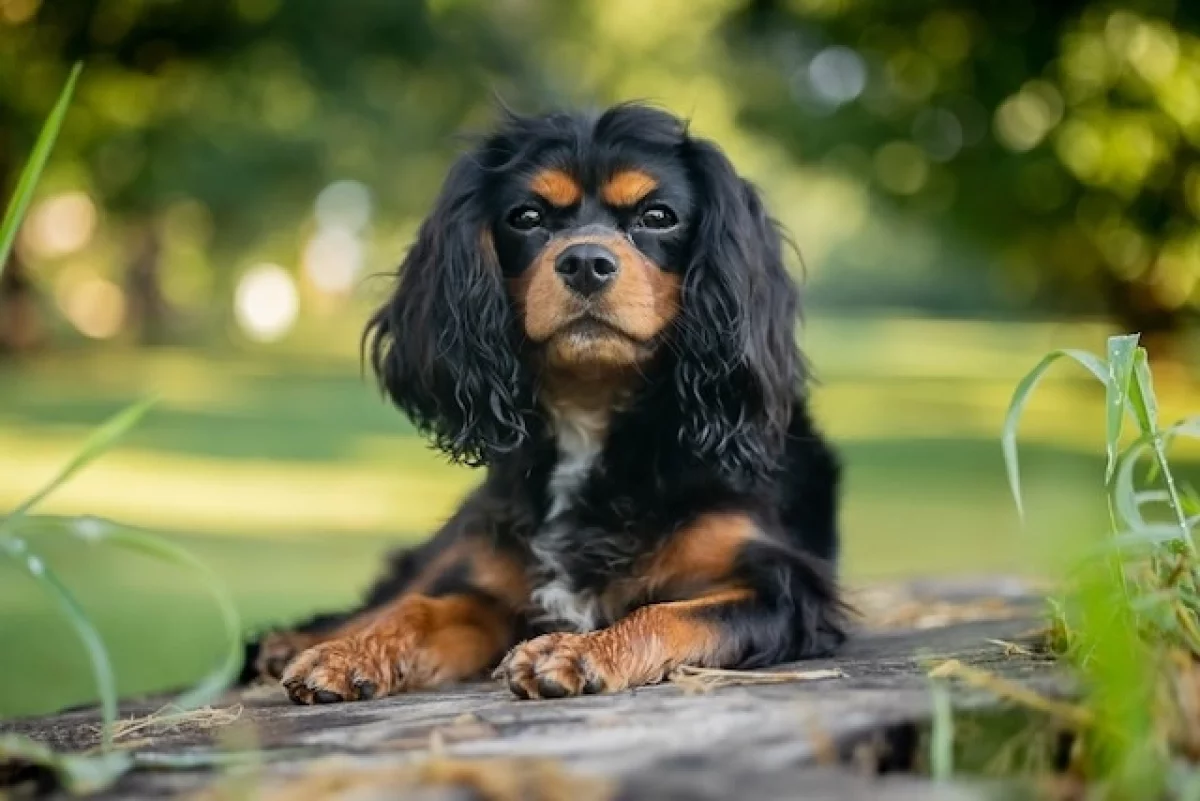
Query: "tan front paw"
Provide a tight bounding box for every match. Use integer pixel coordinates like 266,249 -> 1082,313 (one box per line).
281,637 -> 395,705
495,633 -> 615,700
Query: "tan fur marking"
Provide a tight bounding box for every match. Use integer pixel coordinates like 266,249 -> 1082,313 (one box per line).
408,541 -> 470,595
601,169 -> 658,207
279,538 -> 526,702
465,543 -> 531,607
539,369 -> 637,434
600,513 -> 758,622
530,169 -> 582,208
509,231 -> 680,371
644,514 -> 759,594
498,588 -> 753,697
282,593 -> 512,703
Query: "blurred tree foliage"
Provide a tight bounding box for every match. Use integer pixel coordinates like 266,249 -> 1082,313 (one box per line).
727,0 -> 1200,351
0,0 -> 580,349
5,0 -> 1198,355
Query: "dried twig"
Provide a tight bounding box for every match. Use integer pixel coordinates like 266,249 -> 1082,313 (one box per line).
90,704 -> 243,746
987,639 -> 1036,657
669,664 -> 845,694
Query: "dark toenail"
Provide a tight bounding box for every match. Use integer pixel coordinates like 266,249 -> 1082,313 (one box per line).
508,680 -> 530,700
354,680 -> 377,700
582,676 -> 605,694
536,677 -> 569,699
313,690 -> 343,704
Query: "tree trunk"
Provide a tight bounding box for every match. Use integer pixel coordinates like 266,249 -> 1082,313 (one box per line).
124,221 -> 171,345
0,143 -> 46,357
0,252 -> 45,356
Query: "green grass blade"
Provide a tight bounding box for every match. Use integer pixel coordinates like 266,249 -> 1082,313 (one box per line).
0,541 -> 117,751
929,681 -> 954,780
1002,349 -> 1108,520
1115,439 -> 1153,531
1109,524 -> 1199,551
1134,490 -> 1171,517
1,396 -> 157,529
1184,485 -> 1200,518
1124,349 -> 1186,544
1128,349 -> 1159,436
98,521 -> 242,709
0,62 -> 82,280
1104,335 -> 1140,482
29,515 -> 243,710
1114,421 -> 1200,548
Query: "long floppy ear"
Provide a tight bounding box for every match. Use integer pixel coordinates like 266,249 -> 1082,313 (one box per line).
675,138 -> 803,483
364,156 -> 530,466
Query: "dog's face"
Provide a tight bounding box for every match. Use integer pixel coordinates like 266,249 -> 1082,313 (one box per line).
367,104 -> 803,477
492,152 -> 694,372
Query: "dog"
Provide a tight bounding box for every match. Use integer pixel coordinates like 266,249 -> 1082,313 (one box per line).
243,102 -> 845,703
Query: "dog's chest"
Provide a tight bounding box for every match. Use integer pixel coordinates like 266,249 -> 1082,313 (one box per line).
529,409 -> 609,632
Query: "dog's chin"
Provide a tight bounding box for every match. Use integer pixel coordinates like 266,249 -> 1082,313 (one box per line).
542,319 -> 649,373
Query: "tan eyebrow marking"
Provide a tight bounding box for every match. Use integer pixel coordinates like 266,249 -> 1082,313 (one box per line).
529,169 -> 582,208
601,169 -> 659,207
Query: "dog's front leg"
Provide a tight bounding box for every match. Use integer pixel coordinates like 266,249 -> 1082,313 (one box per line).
496,588 -> 755,699
282,537 -> 527,704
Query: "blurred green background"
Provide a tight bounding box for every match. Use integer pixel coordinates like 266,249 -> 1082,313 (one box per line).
2,0 -> 1199,719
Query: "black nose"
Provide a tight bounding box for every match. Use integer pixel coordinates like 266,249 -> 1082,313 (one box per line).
554,243 -> 619,297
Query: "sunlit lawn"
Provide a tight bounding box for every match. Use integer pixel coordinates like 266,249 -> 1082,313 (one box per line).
2,314 -> 1197,718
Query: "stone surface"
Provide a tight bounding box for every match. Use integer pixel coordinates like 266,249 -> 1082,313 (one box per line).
1,578 -> 1059,800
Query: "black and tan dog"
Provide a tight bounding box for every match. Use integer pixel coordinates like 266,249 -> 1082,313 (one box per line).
244,103 -> 846,704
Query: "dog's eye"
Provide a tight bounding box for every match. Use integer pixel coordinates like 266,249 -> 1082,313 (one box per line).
507,206 -> 544,231
637,204 -> 677,230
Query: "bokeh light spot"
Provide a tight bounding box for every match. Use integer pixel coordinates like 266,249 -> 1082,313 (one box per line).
58,273 -> 126,339
1055,119 -> 1104,181
808,46 -> 867,106
0,0 -> 40,24
21,191 -> 98,259
993,81 -> 1064,152
315,180 -> 373,233
874,141 -> 929,195
303,227 -> 363,294
234,263 -> 299,342
1127,20 -> 1179,83
1151,237 -> 1200,309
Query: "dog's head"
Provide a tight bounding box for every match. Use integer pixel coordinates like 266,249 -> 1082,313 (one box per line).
366,103 -> 802,479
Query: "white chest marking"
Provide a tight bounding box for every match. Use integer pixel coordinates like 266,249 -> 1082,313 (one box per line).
530,407 -> 607,631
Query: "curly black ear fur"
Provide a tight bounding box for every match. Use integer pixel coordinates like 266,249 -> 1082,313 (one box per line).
365,155 -> 530,466
675,138 -> 803,483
